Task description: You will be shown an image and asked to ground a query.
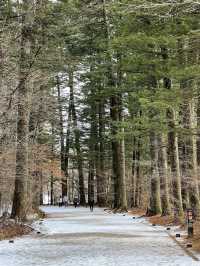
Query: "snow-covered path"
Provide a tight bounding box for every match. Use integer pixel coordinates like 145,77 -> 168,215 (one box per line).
0,207 -> 199,266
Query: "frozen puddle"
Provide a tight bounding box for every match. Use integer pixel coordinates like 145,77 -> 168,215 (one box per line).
0,206 -> 199,266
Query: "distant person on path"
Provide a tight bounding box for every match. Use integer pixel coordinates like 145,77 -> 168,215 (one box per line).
63,195 -> 68,207
59,196 -> 62,207
89,199 -> 94,212
73,198 -> 78,208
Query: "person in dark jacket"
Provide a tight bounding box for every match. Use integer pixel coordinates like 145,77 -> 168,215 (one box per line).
73,198 -> 78,208
59,196 -> 62,207
89,199 -> 94,212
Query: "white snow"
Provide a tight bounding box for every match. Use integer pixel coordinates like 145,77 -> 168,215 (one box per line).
0,206 -> 199,266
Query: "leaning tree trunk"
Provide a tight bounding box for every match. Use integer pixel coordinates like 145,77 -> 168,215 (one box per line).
11,2 -> 32,220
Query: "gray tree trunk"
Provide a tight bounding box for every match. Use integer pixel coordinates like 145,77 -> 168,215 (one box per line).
173,109 -> 184,216
161,133 -> 171,215
57,76 -> 67,197
11,1 -> 32,220
68,68 -> 85,205
96,101 -> 107,206
119,117 -> 127,210
189,97 -> 200,214
150,135 -> 162,214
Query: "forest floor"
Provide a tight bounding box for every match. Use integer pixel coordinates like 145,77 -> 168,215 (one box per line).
0,206 -> 199,266
146,213 -> 200,253
0,219 -> 33,241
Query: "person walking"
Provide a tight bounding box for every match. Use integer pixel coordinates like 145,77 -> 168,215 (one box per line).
73,198 -> 78,208
59,196 -> 62,207
63,195 -> 68,207
89,199 -> 94,212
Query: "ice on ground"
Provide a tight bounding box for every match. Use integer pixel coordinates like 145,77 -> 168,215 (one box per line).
0,206 -> 199,266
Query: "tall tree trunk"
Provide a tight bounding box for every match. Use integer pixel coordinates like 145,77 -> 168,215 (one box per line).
131,137 -> 137,207
102,0 -> 127,209
11,2 -> 32,220
88,161 -> 95,202
50,172 -> 54,206
179,101 -> 190,210
160,47 -> 172,215
64,102 -> 71,200
150,135 -> 162,214
110,95 -> 124,209
119,114 -> 127,209
88,100 -> 97,203
32,171 -> 40,210
57,76 -> 67,197
161,133 -> 171,215
69,68 -> 85,205
50,125 -> 55,206
135,136 -> 142,207
189,96 -> 200,214
96,101 -> 107,206
173,109 -> 184,216
39,172 -> 43,205
102,0 -> 120,208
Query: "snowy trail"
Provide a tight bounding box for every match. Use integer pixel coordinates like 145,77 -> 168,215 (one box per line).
0,207 -> 199,266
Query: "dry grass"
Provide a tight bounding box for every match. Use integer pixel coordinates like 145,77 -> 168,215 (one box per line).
146,215 -> 200,254
128,208 -> 146,217
0,221 -> 33,241
147,215 -> 182,226
36,208 -> 46,219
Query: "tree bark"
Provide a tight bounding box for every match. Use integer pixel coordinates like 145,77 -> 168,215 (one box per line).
50,172 -> 54,206
57,76 -> 68,197
189,96 -> 200,214
173,109 -> 184,216
11,1 -> 32,220
69,68 -> 85,205
119,114 -> 127,210
101,0 -> 128,209
96,101 -> 107,206
161,133 -> 171,215
131,137 -> 137,207
39,172 -> 43,205
150,135 -> 162,214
